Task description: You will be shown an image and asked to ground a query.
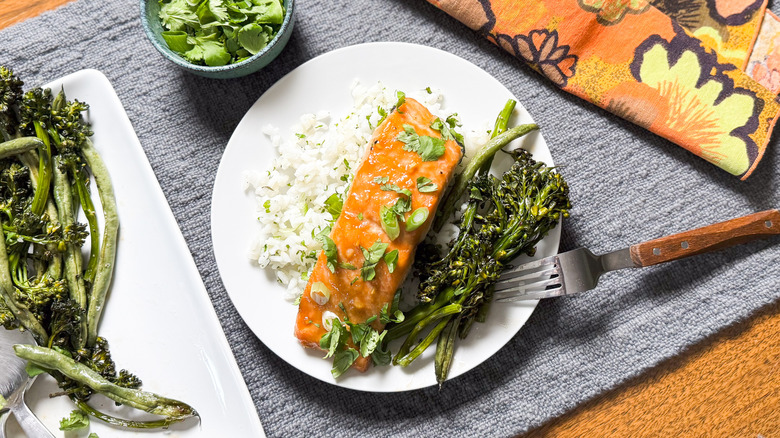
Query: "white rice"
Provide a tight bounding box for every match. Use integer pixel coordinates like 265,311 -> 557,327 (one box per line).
242,80 -> 490,302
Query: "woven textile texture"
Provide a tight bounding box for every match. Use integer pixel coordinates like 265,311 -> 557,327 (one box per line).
2,0 -> 779,436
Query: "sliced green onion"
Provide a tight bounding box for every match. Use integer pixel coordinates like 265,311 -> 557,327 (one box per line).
310,282 -> 331,305
380,205 -> 400,240
322,311 -> 340,331
405,207 -> 429,232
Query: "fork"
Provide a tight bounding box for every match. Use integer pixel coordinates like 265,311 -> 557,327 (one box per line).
494,209 -> 780,301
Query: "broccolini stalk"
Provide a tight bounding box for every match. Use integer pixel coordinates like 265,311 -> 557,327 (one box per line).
433,123 -> 538,232
30,121 -> 52,216
14,344 -> 198,424
81,139 -> 119,348
0,218 -> 48,344
71,163 -> 100,284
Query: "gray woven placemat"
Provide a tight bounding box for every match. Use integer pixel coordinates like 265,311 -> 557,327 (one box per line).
3,1 -> 779,436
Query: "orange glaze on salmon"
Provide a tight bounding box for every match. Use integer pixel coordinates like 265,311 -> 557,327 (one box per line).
294,98 -> 463,371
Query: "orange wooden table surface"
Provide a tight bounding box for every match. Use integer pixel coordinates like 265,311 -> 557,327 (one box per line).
3,2 -> 778,436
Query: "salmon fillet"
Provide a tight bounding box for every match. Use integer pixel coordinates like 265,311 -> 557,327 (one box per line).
294,97 -> 463,371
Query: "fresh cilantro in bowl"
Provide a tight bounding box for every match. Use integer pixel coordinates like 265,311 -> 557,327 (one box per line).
158,0 -> 285,67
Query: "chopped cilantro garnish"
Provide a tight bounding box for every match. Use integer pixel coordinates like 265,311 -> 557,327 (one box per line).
360,241 -> 389,281
416,176 -> 438,193
380,183 -> 412,198
377,106 -> 388,125
430,115 -> 464,145
59,409 -> 89,431
373,176 -> 389,184
317,233 -> 339,273
263,199 -> 271,213
384,249 -> 399,273
396,124 -> 446,161
319,307 -> 393,377
324,193 -> 343,219
395,91 -> 406,110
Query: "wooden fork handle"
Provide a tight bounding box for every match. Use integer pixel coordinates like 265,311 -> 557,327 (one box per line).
629,209 -> 780,267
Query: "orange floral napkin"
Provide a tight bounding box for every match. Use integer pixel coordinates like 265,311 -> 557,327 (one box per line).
427,0 -> 780,179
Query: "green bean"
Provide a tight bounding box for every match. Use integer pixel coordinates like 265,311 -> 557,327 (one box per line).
82,139 -> 119,347
395,316 -> 452,368
478,99 -> 516,175
14,344 -> 197,421
435,316 -> 459,386
433,124 -> 539,232
53,156 -> 87,347
0,137 -> 43,159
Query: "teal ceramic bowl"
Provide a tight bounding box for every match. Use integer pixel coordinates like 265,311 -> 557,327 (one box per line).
140,0 -> 294,79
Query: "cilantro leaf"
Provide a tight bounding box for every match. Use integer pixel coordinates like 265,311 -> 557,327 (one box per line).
380,183 -> 412,197
373,176 -> 389,184
430,115 -> 464,145
158,0 -> 199,32
384,249 -> 399,273
161,31 -> 194,53
395,91 -> 406,109
238,23 -> 270,54
323,192 -> 343,219
319,318 -> 344,358
59,409 -> 89,431
315,229 -> 338,273
360,241 -> 388,281
372,341 -> 392,366
392,196 -> 412,217
360,329 -> 384,358
396,124 -> 446,161
332,348 -> 359,378
380,302 -> 405,324
196,0 -> 229,27
377,106 -> 388,126
416,176 -> 438,193
25,362 -> 47,378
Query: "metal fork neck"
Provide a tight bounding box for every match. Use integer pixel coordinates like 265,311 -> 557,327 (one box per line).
599,248 -> 637,272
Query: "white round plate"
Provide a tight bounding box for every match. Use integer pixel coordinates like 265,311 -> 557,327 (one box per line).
211,42 -> 560,392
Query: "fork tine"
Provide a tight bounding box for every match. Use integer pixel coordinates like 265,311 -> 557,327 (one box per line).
497,266 -> 555,286
499,256 -> 556,281
494,275 -> 563,293
494,286 -> 565,302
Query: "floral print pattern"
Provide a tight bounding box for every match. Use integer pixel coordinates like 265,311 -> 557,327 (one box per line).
610,31 -> 760,174
578,0 -> 650,25
428,0 -> 780,179
503,30 -> 578,87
